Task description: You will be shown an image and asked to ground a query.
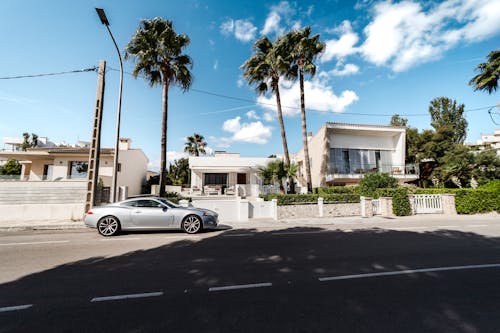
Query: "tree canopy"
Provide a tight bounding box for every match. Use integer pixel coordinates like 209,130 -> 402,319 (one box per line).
469,49 -> 500,94
428,97 -> 467,144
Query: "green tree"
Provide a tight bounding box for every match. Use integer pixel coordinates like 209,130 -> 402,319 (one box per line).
428,97 -> 467,144
184,133 -> 207,156
125,18 -> 193,197
359,173 -> 398,198
472,150 -> 500,185
469,49 -> 500,94
168,158 -> 190,185
0,159 -> 21,175
21,132 -> 39,151
241,36 -> 293,169
258,160 -> 297,194
390,114 -> 408,127
286,27 -> 325,193
433,144 -> 474,188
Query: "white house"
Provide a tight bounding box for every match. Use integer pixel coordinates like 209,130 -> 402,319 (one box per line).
294,122 -> 419,188
0,138 -> 149,222
466,129 -> 500,156
188,151 -> 276,197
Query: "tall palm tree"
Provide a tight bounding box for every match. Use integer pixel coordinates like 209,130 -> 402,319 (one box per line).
184,133 -> 207,156
469,50 -> 500,94
241,36 -> 294,169
286,27 -> 325,193
125,18 -> 193,197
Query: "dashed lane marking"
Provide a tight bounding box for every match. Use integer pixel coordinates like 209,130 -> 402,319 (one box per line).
0,240 -> 69,246
91,292 -> 163,302
0,304 -> 33,313
319,263 -> 500,282
209,282 -> 272,292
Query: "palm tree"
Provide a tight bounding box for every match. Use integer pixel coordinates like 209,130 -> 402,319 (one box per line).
184,133 -> 207,156
241,36 -> 294,169
286,27 -> 325,193
125,18 -> 193,197
469,50 -> 500,94
258,159 -> 288,194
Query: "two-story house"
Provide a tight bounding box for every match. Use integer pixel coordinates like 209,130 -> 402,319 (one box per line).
294,122 -> 419,188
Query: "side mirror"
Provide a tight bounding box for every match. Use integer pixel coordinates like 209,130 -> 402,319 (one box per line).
162,207 -> 168,212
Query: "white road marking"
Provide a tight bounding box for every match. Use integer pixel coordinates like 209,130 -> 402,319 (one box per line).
272,230 -> 327,236
437,225 -> 458,228
209,282 -> 272,292
0,240 -> 69,246
390,227 -> 427,230
0,304 -> 33,313
90,291 -> 163,302
466,224 -> 488,227
319,263 -> 500,282
223,233 -> 255,237
99,237 -> 142,241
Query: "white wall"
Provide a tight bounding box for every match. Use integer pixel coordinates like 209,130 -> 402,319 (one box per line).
117,150 -> 148,196
330,134 -> 397,150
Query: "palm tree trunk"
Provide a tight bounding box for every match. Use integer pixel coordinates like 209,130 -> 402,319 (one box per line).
159,80 -> 169,197
274,83 -> 295,193
299,63 -> 312,193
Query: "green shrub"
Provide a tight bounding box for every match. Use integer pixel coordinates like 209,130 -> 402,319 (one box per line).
260,193 -> 360,205
315,186 -> 360,195
374,187 -> 412,216
163,192 -> 190,204
454,189 -> 500,214
359,173 -> 398,197
478,180 -> 500,192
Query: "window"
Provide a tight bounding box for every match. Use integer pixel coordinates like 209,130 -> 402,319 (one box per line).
204,173 -> 227,185
43,164 -> 53,181
121,200 -> 138,207
68,161 -> 88,179
136,200 -> 162,208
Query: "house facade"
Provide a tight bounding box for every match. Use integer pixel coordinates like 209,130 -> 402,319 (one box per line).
467,129 -> 500,156
188,151 -> 276,197
294,122 -> 419,188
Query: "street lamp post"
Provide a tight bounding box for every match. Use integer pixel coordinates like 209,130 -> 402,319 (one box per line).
95,8 -> 123,202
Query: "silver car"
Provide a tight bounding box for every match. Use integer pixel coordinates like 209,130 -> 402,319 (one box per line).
84,197 -> 218,236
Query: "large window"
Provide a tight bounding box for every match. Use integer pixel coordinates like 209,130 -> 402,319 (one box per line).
68,161 -> 88,179
204,173 -> 227,185
330,148 -> 392,174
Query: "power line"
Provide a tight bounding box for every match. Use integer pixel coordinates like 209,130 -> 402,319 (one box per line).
107,66 -> 498,118
0,67 -> 98,80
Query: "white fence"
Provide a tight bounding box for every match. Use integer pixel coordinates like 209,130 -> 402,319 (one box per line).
414,194 -> 443,214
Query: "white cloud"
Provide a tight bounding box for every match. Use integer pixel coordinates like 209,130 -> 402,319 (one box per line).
237,76 -> 245,88
263,112 -> 274,122
321,20 -> 359,63
320,63 -> 360,77
148,151 -> 187,171
213,60 -> 218,70
261,1 -> 297,36
360,0 -> 500,72
220,18 -> 257,42
246,110 -> 260,120
257,78 -> 359,115
214,116 -> 273,147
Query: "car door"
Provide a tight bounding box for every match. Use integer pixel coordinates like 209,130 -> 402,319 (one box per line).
131,199 -> 173,229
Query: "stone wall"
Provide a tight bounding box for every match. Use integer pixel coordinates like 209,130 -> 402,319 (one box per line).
278,202 -> 360,219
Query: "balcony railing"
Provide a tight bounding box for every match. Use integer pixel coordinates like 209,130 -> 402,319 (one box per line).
327,163 -> 419,176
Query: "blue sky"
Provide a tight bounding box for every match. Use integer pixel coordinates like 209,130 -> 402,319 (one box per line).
1,0 -> 499,170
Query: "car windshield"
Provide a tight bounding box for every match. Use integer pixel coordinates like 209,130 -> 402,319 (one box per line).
156,197 -> 178,208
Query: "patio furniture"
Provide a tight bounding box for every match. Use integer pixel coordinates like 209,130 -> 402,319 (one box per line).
190,186 -> 201,196
225,185 -> 235,195
204,185 -> 220,196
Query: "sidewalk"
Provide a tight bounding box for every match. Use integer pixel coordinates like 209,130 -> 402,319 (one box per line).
1,212 -> 497,232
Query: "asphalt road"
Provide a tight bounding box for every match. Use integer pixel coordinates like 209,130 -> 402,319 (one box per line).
1,219 -> 500,332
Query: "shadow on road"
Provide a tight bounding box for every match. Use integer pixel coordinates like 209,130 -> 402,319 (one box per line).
2,226 -> 500,332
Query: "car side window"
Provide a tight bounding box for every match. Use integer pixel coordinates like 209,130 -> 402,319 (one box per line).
121,201 -> 137,207
136,200 -> 162,208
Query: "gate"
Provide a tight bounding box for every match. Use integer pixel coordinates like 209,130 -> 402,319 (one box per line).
414,194 -> 442,214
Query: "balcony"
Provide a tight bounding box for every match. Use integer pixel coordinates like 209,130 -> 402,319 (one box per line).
326,162 -> 419,182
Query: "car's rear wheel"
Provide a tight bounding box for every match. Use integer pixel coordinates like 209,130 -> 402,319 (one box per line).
182,215 -> 202,234
97,216 -> 121,236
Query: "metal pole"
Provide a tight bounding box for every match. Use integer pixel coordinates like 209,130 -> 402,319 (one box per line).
104,24 -> 123,202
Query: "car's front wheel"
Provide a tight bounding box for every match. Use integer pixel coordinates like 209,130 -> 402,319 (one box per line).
97,216 -> 121,236
182,215 -> 202,234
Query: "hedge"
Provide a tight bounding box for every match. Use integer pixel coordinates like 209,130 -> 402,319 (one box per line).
260,193 -> 360,206
374,187 -> 412,216
315,186 -> 360,195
